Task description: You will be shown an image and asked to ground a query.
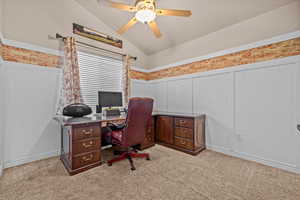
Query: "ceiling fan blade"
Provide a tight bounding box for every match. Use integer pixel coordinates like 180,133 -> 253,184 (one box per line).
148,21 -> 162,38
109,1 -> 137,12
156,9 -> 192,17
117,17 -> 138,35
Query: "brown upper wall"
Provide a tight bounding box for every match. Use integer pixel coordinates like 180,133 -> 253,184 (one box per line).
147,37 -> 300,80
2,45 -> 59,67
1,37 -> 300,81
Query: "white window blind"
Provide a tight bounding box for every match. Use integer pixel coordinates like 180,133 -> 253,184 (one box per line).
78,51 -> 123,108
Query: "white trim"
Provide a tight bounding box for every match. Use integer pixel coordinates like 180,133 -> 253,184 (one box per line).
131,66 -> 149,73
3,60 -> 61,72
131,79 -> 148,83
131,30 -> 300,73
3,149 -> 60,169
207,144 -> 300,174
3,39 -> 60,56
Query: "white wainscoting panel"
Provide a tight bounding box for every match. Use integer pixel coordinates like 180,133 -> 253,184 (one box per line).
0,58 -> 4,176
143,56 -> 300,173
296,63 -> 300,168
131,80 -> 152,98
167,79 -> 193,114
235,64 -> 298,168
193,73 -> 235,152
152,82 -> 168,112
3,62 -> 61,168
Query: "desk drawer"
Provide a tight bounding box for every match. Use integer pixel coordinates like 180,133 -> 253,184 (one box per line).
73,125 -> 100,141
73,138 -> 101,155
175,118 -> 194,128
175,127 -> 193,139
174,137 -> 194,151
72,151 -> 101,169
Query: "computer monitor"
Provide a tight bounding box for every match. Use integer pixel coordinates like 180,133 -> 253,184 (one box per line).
98,91 -> 123,108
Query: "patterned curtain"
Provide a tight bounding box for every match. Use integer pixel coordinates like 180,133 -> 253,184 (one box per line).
56,37 -> 83,114
122,55 -> 132,106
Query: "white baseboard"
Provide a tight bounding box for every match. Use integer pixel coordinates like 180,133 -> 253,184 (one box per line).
4,149 -> 60,169
206,144 -> 300,174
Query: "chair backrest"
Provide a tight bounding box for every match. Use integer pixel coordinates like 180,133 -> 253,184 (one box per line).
121,97 -> 154,147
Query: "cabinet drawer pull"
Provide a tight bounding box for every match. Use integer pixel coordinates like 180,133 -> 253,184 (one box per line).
180,140 -> 186,145
82,154 -> 93,162
82,129 -> 93,135
82,141 -> 94,148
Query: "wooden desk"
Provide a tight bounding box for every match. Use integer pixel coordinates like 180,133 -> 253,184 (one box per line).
55,114 -> 155,175
55,112 -> 205,175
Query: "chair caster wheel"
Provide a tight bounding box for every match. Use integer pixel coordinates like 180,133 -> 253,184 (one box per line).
108,163 -> 112,166
146,157 -> 150,161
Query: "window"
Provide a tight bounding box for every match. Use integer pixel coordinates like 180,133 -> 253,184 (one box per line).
78,51 -> 123,109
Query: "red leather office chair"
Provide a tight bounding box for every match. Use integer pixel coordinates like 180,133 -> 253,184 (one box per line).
107,97 -> 154,170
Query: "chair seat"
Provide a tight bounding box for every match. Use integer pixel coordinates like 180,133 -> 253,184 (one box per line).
111,130 -> 123,145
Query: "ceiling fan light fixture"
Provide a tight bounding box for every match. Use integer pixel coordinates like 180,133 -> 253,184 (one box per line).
135,9 -> 156,23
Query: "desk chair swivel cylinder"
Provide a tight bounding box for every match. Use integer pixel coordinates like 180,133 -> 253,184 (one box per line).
107,97 -> 154,170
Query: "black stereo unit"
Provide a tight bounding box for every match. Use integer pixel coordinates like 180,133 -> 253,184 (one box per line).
63,103 -> 92,118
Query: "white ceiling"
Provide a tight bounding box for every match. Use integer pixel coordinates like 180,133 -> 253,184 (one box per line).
75,0 -> 296,55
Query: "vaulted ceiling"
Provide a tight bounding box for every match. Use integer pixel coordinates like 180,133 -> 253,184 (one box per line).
75,0 -> 296,55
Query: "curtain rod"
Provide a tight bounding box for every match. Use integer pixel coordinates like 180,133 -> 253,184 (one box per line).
55,33 -> 137,61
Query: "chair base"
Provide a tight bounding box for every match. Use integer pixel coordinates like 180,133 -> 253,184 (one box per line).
107,150 -> 150,171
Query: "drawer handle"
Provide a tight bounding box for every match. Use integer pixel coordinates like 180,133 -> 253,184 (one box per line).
82,141 -> 94,148
180,140 -> 186,145
82,129 -> 93,135
82,154 -> 93,162
180,120 -> 186,124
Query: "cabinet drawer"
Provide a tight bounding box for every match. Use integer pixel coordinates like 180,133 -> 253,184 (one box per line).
73,125 -> 101,141
73,138 -> 101,155
72,151 -> 101,169
174,137 -> 194,150
175,118 -> 194,128
175,127 -> 193,139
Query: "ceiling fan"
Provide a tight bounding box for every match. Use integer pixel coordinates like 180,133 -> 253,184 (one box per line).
104,0 -> 192,38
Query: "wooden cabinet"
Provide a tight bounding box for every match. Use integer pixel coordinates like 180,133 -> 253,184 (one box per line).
60,122 -> 102,175
156,116 -> 174,145
155,115 -> 205,155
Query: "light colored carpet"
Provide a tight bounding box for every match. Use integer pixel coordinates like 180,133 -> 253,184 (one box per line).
1,145 -> 300,200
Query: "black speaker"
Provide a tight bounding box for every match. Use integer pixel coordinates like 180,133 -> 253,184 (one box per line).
63,103 -> 92,118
